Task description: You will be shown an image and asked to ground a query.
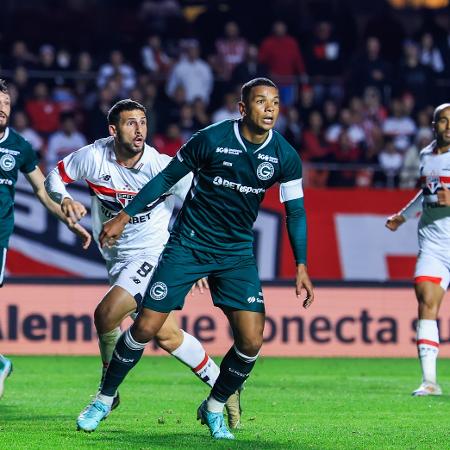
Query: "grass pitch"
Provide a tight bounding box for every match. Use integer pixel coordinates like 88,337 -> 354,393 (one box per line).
0,356 -> 449,449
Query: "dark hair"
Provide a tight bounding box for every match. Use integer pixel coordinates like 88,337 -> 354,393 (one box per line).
240,77 -> 277,105
432,103 -> 450,123
0,79 -> 9,95
107,99 -> 146,126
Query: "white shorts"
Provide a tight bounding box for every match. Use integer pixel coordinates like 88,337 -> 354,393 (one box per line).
414,250 -> 450,291
106,255 -> 158,307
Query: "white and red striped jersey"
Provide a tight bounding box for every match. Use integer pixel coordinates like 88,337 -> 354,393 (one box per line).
46,136 -> 192,262
401,140 -> 450,255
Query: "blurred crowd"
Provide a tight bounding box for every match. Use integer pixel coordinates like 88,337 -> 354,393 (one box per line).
2,0 -> 450,188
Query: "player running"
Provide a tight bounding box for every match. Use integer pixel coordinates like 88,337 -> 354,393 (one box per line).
386,103 -> 450,396
0,79 -> 90,399
80,78 -> 315,439
45,99 -> 241,429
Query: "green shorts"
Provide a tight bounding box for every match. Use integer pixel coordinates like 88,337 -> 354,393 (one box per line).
143,238 -> 265,313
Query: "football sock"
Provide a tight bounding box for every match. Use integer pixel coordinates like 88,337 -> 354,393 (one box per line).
98,327 -> 122,382
417,319 -> 439,384
171,330 -> 220,387
100,328 -> 148,397
209,345 -> 258,408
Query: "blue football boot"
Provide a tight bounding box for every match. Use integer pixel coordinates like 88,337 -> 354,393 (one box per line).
76,399 -> 111,432
197,400 -> 235,440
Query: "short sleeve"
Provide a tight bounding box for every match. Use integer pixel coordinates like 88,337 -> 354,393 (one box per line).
56,144 -> 95,183
20,141 -> 38,174
176,130 -> 211,171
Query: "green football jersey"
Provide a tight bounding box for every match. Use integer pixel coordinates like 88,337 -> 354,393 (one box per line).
0,127 -> 38,247
173,119 -> 303,254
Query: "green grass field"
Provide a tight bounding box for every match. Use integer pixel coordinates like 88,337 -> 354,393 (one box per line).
0,356 -> 449,449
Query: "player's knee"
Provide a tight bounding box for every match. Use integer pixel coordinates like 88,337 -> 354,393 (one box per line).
417,293 -> 438,313
133,317 -> 159,342
94,304 -> 116,334
235,334 -> 263,357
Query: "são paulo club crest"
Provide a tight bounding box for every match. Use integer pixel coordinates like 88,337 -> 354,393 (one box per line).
116,192 -> 135,207
426,173 -> 440,193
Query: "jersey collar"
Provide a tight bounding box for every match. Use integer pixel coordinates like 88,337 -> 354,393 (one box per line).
0,127 -> 10,144
233,121 -> 273,154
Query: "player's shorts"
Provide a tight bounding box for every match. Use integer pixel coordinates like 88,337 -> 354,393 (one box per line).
0,247 -> 6,287
414,250 -> 450,291
143,238 -> 264,314
106,254 -> 158,309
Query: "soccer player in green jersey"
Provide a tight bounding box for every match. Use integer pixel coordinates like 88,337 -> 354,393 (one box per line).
0,79 -> 90,399
77,77 -> 315,439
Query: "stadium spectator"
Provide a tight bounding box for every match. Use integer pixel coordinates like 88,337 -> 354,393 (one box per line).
419,32 -> 444,74
97,50 -> 136,94
258,21 -> 307,106
25,82 -> 61,137
212,92 -> 241,123
152,122 -> 183,157
166,40 -> 213,104
192,97 -> 210,129
283,106 -> 303,150
6,40 -> 36,69
231,44 -> 268,88
212,21 -> 248,82
386,103 -> 450,397
141,34 -> 172,79
377,137 -> 403,187
382,97 -> 417,153
45,111 -> 87,174
36,44 -> 58,72
12,110 -> 44,160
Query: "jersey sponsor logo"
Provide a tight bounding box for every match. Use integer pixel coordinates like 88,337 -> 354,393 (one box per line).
100,204 -> 152,224
0,147 -> 19,156
215,147 -> 243,155
0,154 -> 16,171
256,162 -> 274,180
0,178 -> 13,185
247,295 -> 264,304
257,153 -> 278,163
213,176 -> 265,195
149,281 -> 168,300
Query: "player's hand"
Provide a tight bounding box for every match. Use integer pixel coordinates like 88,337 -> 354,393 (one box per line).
99,211 -> 130,248
437,184 -> 450,206
190,277 -> 209,295
68,222 -> 92,250
61,197 -> 87,226
385,214 -> 405,231
296,264 -> 314,309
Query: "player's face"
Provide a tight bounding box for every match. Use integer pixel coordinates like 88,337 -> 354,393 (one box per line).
240,85 -> 280,133
114,109 -> 147,154
0,91 -> 11,134
434,107 -> 450,147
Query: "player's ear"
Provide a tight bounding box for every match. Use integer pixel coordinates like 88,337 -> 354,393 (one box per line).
238,101 -> 246,117
109,124 -> 117,138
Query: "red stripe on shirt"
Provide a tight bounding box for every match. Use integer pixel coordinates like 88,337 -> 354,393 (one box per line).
57,160 -> 75,183
85,180 -> 138,197
414,276 -> 442,285
420,176 -> 450,184
192,353 -> 209,373
417,339 -> 439,348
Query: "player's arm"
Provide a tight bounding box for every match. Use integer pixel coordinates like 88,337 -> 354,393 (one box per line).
45,165 -> 87,226
284,197 -> 314,308
385,190 -> 423,231
100,156 -> 191,247
27,167 -> 91,249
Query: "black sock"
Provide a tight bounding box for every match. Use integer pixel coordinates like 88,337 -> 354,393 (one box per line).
101,329 -> 147,397
210,346 -> 257,403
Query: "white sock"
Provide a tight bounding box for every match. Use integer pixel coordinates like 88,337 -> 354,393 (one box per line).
206,395 -> 225,413
96,393 -> 115,407
417,319 -> 439,384
171,330 -> 220,387
98,327 -> 122,375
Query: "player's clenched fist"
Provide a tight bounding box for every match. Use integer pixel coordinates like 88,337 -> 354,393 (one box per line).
61,197 -> 87,226
385,214 -> 406,231
99,210 -> 130,248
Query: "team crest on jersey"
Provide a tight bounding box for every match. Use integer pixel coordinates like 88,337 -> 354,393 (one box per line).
256,162 -> 274,180
149,282 -> 168,300
117,192 -> 135,207
426,174 -> 440,193
0,154 -> 15,171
